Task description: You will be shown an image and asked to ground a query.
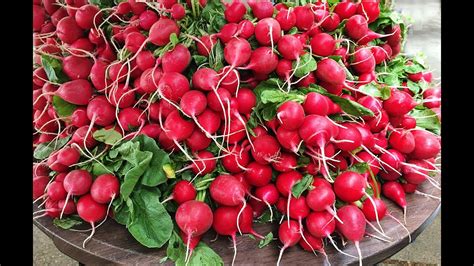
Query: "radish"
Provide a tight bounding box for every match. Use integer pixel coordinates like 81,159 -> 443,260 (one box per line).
409,130 -> 441,159
136,51 -> 155,71
351,47 -> 376,74
58,199 -> 76,215
224,0 -> 247,23
109,84 -> 136,108
293,6 -> 314,31
321,12 -> 341,32
306,181 -> 336,214
299,230 -> 324,255
275,8 -> 296,31
254,18 -> 281,46
57,79 -> 93,105
180,90 -> 207,117
236,204 -> 264,239
251,134 -> 281,165
191,150 -> 217,176
118,107 -> 145,132
361,197 -> 387,221
333,171 -> 366,202
248,0 -> 274,19
277,220 -> 301,266
276,127 -> 301,154
139,67 -> 163,94
389,130 -> 415,154
176,200 -> 213,262
401,159 -> 431,185
221,145 -> 250,173
334,1 -> 358,19
162,44 -> 191,73
210,174 -> 246,206
47,181 -> 67,201
139,10 -> 158,30
272,152 -> 297,172
158,72 -> 190,102
254,184 -> 279,221
72,126 -> 98,149
140,124 -> 163,139
303,92 -> 330,116
345,15 -> 368,40
334,123 -> 362,152
315,58 -> 346,85
245,162 -> 272,187
236,88 -> 256,114
276,101 -> 305,130
197,109 -> 221,134
170,3 -> 185,20
212,206 -> 242,265
76,193 -> 107,247
90,174 -> 120,204
241,47 -> 279,75
357,0 -> 380,23
124,32 -> 147,54
237,20 -> 254,39
383,88 -> 417,117
310,33 -> 336,57
57,16 -> 84,44
218,23 -> 238,43
75,4 -> 101,30
224,38 -> 252,67
336,205 -> 367,266
149,18 -> 180,46
164,110 -> 195,141
277,35 -> 304,61
87,96 -> 116,127
195,35 -> 216,57
172,181 -> 197,205
90,60 -> 108,92
382,181 -> 407,222
56,147 -> 80,167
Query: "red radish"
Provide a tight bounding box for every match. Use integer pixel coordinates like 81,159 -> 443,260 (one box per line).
56,147 -> 80,167
306,182 -> 335,213
164,110 -> 195,141
362,197 -> 387,221
293,6 -> 314,31
389,130 -> 415,154
76,194 -> 108,247
191,150 -> 217,175
371,46 -> 387,64
61,169 -> 93,218
310,33 -> 336,57
43,0 -> 60,15
57,16 -> 83,44
336,205 -> 367,265
87,96 -> 116,126
207,87 -> 231,112
251,135 -> 281,165
315,58 -> 346,85
58,199 -> 76,215
195,35 -> 216,56
383,88 -> 417,117
351,47 -> 376,75
139,10 -> 158,30
221,145 -> 250,173
334,2 -> 357,19
334,123 -> 362,152
345,15 -> 368,40
236,204 -> 263,239
276,127 -> 301,153
124,32 -> 147,53
149,18 -> 180,46
57,79 -> 93,105
212,206 -> 241,264
254,183 -> 279,220
42,200 -> 61,218
90,60 -> 108,92
71,108 -> 90,128
180,90 -> 207,117
139,67 -> 163,94
248,0 -> 274,19
90,174 -> 120,204
357,0 -> 380,23
321,12 -> 341,32
277,35 -> 304,61
245,162 -> 272,187
171,3 -> 185,20
47,181 -> 67,201
210,174 -> 246,206
118,107 -> 145,131
109,84 -> 135,108
162,44 -> 191,73
299,231 -> 324,253
334,171 -> 366,202
277,220 -> 301,266
72,126 -> 98,149
254,18 -> 281,46
116,1 -> 131,14
277,101 -> 305,130
140,124 -> 162,139
33,176 -> 50,200
241,47 -> 279,75
237,20 -> 254,39
402,182 -> 417,194
272,152 -> 297,172
192,68 -> 219,91
275,9 -> 296,31
236,88 -> 256,114
380,149 -> 405,172
224,38 -> 252,67
382,181 -> 407,221
75,4 -> 101,30
218,23 -> 238,43
172,181 -> 197,205
303,92 -> 330,116
136,51 -> 155,71
409,130 -> 441,159
384,25 -> 401,47
401,159 -> 430,185
224,0 -> 246,23
197,109 -> 221,134
158,72 -> 190,102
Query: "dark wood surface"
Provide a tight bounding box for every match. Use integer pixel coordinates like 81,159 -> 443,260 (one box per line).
33,177 -> 440,265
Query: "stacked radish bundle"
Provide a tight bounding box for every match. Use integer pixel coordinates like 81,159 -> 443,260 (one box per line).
33,0 -> 441,265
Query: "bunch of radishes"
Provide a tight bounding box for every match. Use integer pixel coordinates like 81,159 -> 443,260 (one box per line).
33,0 -> 441,264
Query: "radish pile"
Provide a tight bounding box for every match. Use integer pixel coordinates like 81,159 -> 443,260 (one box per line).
33,0 -> 441,265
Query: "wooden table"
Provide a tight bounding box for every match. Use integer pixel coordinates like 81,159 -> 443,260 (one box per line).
33,0 -> 441,264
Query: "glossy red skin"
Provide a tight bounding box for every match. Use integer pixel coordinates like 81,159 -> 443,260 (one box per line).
173,181 -> 197,205
210,175 -> 246,206
334,171 -> 366,202
244,162 -> 272,187
176,200 -> 213,236
306,211 -> 335,238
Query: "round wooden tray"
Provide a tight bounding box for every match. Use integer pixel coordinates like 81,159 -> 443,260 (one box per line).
33,178 -> 440,265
